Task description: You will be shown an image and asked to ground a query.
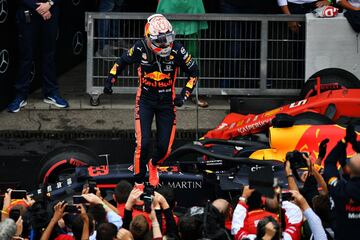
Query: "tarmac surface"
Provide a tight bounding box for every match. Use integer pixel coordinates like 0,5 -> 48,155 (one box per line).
0,63 -> 229,132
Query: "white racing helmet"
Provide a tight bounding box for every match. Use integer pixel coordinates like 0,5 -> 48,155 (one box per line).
144,14 -> 175,57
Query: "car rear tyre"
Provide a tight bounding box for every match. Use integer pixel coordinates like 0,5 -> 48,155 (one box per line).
38,145 -> 100,184
300,74 -> 359,99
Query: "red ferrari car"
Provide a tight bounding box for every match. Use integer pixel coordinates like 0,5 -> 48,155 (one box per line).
204,88 -> 360,140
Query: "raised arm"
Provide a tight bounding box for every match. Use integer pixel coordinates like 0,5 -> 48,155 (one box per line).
338,0 -> 360,11
40,201 -> 66,240
285,160 -> 300,192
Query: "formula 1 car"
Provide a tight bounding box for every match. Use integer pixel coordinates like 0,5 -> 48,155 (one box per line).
30,122 -> 360,207
32,87 -> 360,206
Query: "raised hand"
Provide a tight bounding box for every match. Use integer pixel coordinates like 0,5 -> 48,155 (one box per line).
318,138 -> 329,159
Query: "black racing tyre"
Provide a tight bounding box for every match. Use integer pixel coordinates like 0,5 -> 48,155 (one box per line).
293,112 -> 334,125
38,145 -> 100,184
300,74 -> 359,99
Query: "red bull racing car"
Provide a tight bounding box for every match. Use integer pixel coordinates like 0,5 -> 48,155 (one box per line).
29,87 -> 360,206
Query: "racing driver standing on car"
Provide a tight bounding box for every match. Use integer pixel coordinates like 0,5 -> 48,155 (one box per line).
103,14 -> 199,190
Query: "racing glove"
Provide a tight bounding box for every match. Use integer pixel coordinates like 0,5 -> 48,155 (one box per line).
104,63 -> 119,95
103,76 -> 115,95
345,124 -> 360,153
174,95 -> 187,107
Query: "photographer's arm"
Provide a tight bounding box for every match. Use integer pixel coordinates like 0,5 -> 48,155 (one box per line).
155,192 -> 177,237
1,191 -> 11,221
79,205 -> 90,240
323,140 -> 347,183
312,166 -> 328,196
231,186 -> 253,236
291,191 -> 327,240
122,189 -> 143,229
150,196 -> 162,240
82,193 -> 123,229
285,161 -> 299,191
122,208 -> 133,230
94,187 -> 119,213
102,199 -> 118,213
40,201 -> 66,240
304,154 -> 329,196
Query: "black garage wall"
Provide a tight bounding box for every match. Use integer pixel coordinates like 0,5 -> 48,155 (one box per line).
0,0 -> 97,111
0,0 -> 15,111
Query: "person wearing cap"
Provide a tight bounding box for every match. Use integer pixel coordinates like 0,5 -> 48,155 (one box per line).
104,14 -> 199,190
323,125 -> 360,240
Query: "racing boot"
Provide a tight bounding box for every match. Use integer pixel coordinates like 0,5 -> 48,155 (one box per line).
148,160 -> 159,187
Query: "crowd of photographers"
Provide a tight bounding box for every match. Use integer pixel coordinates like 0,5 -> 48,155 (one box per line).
1,125 -> 360,240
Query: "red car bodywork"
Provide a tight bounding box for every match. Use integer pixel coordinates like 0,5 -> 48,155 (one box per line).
204,89 -> 360,140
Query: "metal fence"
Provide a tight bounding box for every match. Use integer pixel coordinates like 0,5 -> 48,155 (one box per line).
85,13 -> 306,101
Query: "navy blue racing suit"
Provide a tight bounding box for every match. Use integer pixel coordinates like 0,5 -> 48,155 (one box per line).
15,0 -> 61,99
323,140 -> 360,240
106,39 -> 199,183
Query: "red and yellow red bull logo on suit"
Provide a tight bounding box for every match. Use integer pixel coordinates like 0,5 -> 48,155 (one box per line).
144,71 -> 171,81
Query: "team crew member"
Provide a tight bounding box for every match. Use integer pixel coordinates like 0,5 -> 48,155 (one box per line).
104,14 -> 199,189
8,0 -> 69,113
323,125 -> 360,240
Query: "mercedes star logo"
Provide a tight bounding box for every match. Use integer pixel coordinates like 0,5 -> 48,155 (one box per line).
0,0 -> 8,24
0,49 -> 9,74
72,0 -> 80,6
72,31 -> 83,55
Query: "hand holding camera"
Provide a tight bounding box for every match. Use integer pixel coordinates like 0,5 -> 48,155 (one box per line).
286,150 -> 309,170
285,160 -> 292,176
14,215 -> 23,237
140,186 -> 155,213
78,204 -> 89,223
241,185 -> 255,199
52,201 -> 67,222
281,191 -> 293,201
82,180 -> 98,195
125,188 -> 143,211
64,204 -> 80,214
10,190 -> 27,199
